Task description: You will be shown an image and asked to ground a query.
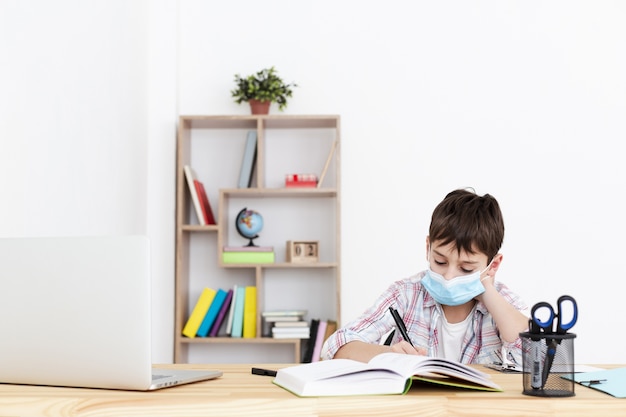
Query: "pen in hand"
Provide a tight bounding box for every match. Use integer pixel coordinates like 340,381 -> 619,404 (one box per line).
388,306 -> 414,348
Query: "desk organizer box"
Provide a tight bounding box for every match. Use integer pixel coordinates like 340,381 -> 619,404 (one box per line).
520,332 -> 576,397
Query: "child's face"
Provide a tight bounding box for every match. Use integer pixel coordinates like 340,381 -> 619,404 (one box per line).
427,240 -> 490,280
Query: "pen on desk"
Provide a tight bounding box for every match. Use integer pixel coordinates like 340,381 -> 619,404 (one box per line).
251,367 -> 277,377
579,379 -> 607,385
388,306 -> 414,348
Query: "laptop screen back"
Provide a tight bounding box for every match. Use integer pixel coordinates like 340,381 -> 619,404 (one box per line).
0,235 -> 154,390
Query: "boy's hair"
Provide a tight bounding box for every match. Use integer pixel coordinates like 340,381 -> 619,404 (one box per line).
429,189 -> 504,262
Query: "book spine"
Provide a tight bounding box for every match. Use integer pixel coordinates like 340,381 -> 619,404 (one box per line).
222,246 -> 274,252
181,288 -> 216,338
302,318 -> 320,363
242,286 -> 257,338
225,285 -> 238,335
230,287 -> 246,338
311,320 -> 328,362
196,181 -> 216,225
197,288 -> 227,337
222,251 -> 275,264
183,165 -> 206,225
238,131 -> 257,188
209,288 -> 234,337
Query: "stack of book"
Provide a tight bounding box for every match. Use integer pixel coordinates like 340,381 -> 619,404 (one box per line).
222,246 -> 275,264
261,310 -> 308,338
182,285 -> 257,339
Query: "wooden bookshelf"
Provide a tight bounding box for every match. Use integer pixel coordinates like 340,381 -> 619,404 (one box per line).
174,115 -> 341,363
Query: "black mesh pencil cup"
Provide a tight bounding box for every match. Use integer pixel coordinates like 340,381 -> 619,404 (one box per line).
520,331 -> 576,397
522,295 -> 578,397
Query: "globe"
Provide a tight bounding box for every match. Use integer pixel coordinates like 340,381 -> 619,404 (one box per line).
236,208 -> 264,246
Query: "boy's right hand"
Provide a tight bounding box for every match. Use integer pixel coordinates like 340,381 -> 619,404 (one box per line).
390,341 -> 428,356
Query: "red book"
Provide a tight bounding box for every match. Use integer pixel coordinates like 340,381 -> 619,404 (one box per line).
194,180 -> 216,225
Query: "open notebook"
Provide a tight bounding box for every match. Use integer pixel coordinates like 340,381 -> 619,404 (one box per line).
0,235 -> 221,390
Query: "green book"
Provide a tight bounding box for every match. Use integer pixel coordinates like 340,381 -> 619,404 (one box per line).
222,251 -> 275,264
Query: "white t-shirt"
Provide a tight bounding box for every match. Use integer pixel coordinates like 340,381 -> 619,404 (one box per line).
439,307 -> 476,361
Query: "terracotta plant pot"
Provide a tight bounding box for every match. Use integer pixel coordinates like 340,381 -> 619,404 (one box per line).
249,99 -> 271,115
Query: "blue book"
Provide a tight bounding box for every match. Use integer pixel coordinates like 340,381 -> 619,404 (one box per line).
230,286 -> 246,338
208,288 -> 233,337
238,131 -> 257,188
196,288 -> 228,337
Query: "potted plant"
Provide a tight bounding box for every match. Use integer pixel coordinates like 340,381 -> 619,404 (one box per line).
231,67 -> 297,114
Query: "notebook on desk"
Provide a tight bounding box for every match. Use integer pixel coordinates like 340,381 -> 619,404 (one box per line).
0,235 -> 222,390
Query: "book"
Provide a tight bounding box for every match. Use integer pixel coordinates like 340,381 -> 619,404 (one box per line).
230,286 -> 246,338
272,327 -> 311,339
223,246 -> 274,252
242,286 -> 257,338
209,288 -> 234,337
238,131 -> 257,188
183,165 -> 205,225
317,140 -> 337,188
273,352 -> 502,397
301,318 -> 320,363
222,251 -> 275,264
273,321 -> 309,327
225,285 -> 238,335
181,288 -> 216,338
262,310 -> 307,318
196,288 -> 227,337
262,310 -> 307,336
310,320 -> 327,362
194,180 -> 216,225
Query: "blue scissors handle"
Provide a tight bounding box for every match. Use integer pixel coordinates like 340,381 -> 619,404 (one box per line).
531,295 -> 578,335
555,295 -> 577,333
531,302 -> 556,333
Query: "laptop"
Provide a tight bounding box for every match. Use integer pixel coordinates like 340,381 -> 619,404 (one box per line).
0,235 -> 222,390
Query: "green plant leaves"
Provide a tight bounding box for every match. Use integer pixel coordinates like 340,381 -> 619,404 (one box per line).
231,67 -> 297,111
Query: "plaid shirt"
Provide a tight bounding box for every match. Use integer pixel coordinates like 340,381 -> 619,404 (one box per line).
321,271 -> 527,365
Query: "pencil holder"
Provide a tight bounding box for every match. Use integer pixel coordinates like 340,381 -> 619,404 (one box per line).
520,331 -> 576,397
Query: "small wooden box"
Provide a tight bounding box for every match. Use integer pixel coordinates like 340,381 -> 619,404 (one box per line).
286,240 -> 319,263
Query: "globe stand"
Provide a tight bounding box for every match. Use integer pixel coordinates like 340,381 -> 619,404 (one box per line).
244,237 -> 259,247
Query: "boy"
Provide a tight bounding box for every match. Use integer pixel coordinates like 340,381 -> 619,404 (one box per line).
321,189 -> 529,365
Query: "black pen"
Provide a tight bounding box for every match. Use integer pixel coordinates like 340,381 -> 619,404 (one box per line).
251,367 -> 277,377
388,306 -> 414,347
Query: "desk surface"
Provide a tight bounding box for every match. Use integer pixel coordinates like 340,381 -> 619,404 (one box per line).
0,363 -> 623,417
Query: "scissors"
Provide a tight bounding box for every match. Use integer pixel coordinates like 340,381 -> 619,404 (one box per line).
530,295 -> 578,389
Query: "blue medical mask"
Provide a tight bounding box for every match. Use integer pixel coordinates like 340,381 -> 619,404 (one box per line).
421,264 -> 490,306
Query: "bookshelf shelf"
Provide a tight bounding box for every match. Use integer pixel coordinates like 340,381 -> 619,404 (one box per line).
174,115 -> 341,364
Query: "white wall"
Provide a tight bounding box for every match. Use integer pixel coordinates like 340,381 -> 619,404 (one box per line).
0,0 -> 175,362
2,1 -> 624,364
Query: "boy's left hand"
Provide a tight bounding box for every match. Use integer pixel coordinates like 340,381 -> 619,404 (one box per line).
475,275 -> 495,301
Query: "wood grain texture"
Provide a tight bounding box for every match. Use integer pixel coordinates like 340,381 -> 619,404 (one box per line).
0,364 -> 623,417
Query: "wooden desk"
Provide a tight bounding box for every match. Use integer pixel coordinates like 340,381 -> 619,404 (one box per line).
0,364 -> 622,417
